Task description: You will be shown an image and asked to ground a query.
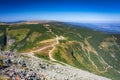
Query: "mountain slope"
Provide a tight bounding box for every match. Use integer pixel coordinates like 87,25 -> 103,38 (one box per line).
0,22 -> 120,80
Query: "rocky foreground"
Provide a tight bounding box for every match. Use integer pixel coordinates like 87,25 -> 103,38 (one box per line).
0,51 -> 111,80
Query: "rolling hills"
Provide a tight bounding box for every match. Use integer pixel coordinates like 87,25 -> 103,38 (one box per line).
0,21 -> 120,80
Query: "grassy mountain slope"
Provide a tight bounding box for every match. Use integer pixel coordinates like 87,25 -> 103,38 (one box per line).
0,22 -> 120,80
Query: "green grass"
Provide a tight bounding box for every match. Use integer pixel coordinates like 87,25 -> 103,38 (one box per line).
35,53 -> 50,60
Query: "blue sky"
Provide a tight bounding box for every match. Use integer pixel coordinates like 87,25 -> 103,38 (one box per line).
0,0 -> 120,22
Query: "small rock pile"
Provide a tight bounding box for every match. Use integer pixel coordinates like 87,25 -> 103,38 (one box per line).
0,51 -> 47,80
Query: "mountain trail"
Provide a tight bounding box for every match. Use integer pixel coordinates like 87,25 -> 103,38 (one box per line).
22,25 -> 60,62
80,38 -> 111,73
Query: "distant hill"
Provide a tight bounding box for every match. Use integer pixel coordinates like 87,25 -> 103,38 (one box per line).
0,21 -> 120,80
0,20 -> 57,24
0,22 -> 6,25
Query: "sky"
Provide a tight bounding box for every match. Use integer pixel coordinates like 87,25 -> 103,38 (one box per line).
0,0 -> 120,23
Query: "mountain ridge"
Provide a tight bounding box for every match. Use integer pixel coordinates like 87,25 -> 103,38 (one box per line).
0,22 -> 120,80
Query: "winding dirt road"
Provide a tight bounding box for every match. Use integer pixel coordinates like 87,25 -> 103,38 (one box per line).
22,25 -> 59,62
